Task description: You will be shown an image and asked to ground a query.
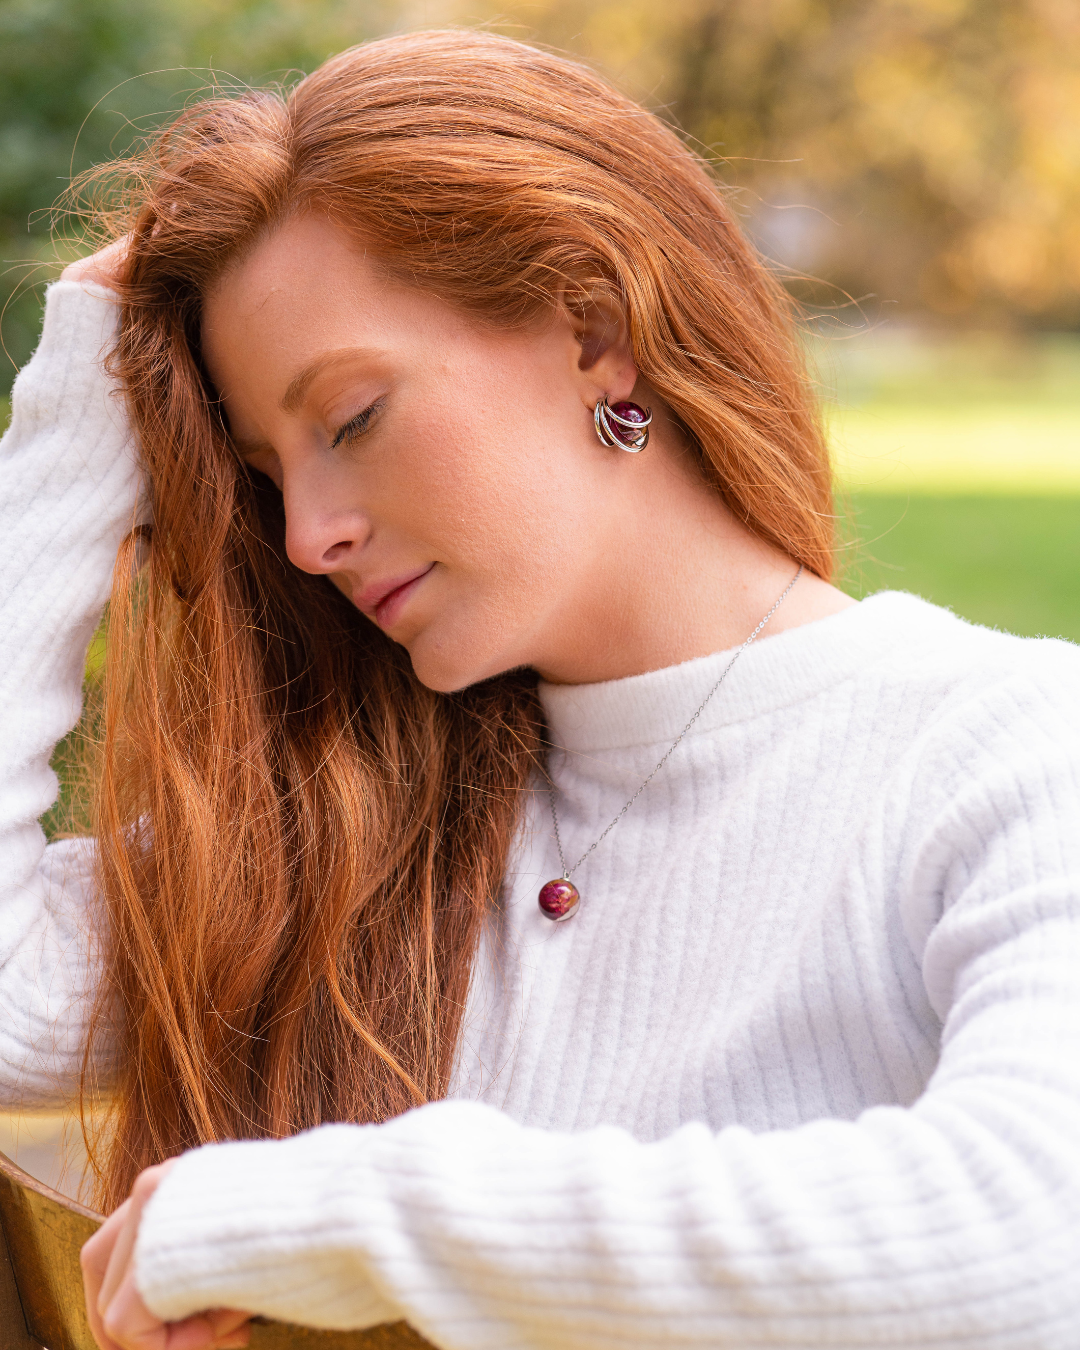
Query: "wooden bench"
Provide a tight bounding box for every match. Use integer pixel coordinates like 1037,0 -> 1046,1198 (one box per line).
0,1147 -> 432,1350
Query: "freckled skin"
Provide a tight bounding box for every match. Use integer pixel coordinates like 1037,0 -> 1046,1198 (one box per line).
201,214 -> 853,692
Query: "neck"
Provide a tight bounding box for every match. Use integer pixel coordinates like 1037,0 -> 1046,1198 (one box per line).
532,412 -> 854,686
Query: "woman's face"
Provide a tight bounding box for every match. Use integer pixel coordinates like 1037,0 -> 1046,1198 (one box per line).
201,212 -> 645,692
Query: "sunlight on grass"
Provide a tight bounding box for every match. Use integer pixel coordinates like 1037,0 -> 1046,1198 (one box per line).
820,330 -> 1080,494
831,407 -> 1080,493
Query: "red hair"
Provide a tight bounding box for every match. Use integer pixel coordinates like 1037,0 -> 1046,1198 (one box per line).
80,29 -> 834,1209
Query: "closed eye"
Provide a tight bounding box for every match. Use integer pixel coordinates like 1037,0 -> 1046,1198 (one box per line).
331,399 -> 382,449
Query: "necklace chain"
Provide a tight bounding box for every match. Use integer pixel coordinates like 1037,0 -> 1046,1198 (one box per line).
547,565 -> 803,879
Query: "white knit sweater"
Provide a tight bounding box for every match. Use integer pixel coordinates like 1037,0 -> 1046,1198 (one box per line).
2,282 -> 1079,1348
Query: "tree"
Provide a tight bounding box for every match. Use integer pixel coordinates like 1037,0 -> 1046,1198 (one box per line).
0,0 -> 395,388
3,0 -> 1078,395
439,0 -> 1080,326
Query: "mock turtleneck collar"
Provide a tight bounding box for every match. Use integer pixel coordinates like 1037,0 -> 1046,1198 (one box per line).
538,591 -> 958,754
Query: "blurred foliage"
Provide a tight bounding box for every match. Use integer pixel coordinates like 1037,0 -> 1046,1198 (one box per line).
0,0 -> 397,385
822,330 -> 1080,410
450,0 -> 1080,327
2,0 -> 1079,393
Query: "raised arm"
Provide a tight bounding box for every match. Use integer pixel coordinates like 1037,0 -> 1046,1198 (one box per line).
0,274 -> 143,1106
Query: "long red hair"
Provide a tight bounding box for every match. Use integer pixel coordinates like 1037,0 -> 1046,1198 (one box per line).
80,29 -> 834,1210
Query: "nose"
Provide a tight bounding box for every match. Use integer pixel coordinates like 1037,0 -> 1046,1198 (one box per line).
282,485 -> 370,577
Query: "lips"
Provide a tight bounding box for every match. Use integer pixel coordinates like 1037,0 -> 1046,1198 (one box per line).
356,564 -> 435,628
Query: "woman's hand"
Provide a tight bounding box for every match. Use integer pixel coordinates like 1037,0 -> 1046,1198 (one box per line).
61,235 -> 131,292
81,1159 -> 251,1350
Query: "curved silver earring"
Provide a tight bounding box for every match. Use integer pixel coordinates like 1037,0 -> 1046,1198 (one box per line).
594,397 -> 652,452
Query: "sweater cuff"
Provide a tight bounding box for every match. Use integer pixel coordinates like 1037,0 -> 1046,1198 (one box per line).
35,279 -> 120,391
134,1125 -> 402,1332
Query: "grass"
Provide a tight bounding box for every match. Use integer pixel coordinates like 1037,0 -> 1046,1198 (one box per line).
820,329 -> 1080,495
841,493 -> 1080,642
820,331 -> 1080,641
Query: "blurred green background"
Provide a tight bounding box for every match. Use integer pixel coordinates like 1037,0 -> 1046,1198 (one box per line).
2,0 -> 1078,639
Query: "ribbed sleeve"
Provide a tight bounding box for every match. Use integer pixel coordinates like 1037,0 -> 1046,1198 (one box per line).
0,280 -> 142,1105
136,607 -> 1080,1348
10,274 -> 1079,1348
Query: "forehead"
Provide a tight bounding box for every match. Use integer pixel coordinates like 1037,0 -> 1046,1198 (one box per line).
202,215 -> 393,339
199,213 -> 476,392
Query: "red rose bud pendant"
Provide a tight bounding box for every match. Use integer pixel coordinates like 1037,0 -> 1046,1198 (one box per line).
538,876 -> 580,921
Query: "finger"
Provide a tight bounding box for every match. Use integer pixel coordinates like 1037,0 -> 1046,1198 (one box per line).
84,1262 -> 121,1350
85,1292 -> 122,1350
204,1310 -> 251,1337
82,1200 -> 132,1292
212,1330 -> 251,1350
61,234 -> 132,288
99,1164 -> 171,1314
101,1272 -> 167,1350
98,1200 -> 144,1318
160,1314 -> 220,1350
82,1203 -> 132,1350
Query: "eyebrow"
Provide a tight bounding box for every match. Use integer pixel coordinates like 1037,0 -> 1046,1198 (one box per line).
280,346 -> 382,414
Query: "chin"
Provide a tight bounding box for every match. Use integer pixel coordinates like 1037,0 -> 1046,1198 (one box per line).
406,631 -> 518,695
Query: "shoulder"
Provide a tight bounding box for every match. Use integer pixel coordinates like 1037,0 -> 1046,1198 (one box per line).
825,593 -> 1080,863
846,590 -> 1079,736
837,598 -> 1080,991
763,588 -> 1079,771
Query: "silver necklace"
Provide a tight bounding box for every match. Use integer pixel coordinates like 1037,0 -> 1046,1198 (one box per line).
538,565 -> 803,921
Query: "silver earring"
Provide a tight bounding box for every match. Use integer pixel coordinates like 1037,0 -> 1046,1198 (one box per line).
594,397 -> 652,452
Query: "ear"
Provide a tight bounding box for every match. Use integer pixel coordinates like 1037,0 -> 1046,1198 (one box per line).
562,289 -> 639,407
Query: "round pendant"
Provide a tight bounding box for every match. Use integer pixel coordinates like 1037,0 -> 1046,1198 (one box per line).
538,876 -> 580,921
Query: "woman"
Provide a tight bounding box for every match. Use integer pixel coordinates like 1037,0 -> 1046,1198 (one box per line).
1,28 -> 1077,1350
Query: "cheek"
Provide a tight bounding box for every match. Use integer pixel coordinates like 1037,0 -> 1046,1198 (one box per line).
401,432 -> 601,685
397,355 -> 596,577
411,427 -> 589,594
373,322 -> 605,680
